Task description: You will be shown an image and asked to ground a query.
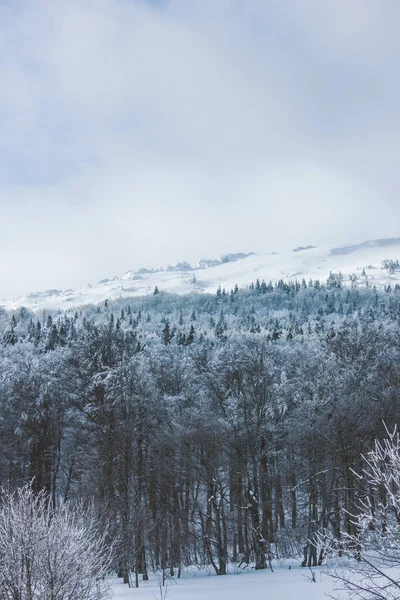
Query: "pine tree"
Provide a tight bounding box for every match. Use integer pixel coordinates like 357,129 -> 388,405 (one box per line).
186,324 -> 195,345
162,321 -> 172,345
3,326 -> 16,345
35,321 -> 42,345
27,319 -> 35,343
215,310 -> 227,339
46,324 -> 59,351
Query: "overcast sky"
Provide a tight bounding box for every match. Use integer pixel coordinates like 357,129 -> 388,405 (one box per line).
1,0 -> 400,298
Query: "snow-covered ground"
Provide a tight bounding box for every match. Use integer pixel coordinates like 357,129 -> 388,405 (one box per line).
109,563 -> 335,600
2,237 -> 400,312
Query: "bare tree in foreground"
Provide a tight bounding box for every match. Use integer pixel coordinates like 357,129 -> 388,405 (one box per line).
329,425 -> 400,600
0,485 -> 114,600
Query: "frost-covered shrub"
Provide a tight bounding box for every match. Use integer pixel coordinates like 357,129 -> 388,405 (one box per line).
0,486 -> 113,600
328,426 -> 400,600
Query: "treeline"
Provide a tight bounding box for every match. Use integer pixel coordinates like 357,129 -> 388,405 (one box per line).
0,280 -> 400,581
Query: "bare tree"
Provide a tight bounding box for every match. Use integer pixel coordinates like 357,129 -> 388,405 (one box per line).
328,425 -> 400,600
0,485 -> 114,600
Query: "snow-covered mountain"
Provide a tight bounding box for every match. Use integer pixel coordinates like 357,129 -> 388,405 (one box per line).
2,239 -> 400,312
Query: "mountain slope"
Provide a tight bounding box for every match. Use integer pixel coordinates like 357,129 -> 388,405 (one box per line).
2,238 -> 400,312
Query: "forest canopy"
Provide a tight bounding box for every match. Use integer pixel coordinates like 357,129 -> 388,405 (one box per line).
0,277 -> 399,580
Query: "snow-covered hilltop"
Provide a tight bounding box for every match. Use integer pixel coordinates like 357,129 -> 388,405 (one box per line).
2,238 -> 400,312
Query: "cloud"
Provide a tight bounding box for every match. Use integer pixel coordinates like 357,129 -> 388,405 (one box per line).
0,0 -> 399,298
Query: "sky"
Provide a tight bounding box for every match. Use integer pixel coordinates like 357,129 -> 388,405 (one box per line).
1,0 -> 400,299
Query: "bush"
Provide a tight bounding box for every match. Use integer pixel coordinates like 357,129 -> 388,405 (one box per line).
0,485 -> 113,600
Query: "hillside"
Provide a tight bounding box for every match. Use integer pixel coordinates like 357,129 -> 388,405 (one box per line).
1,238 -> 400,311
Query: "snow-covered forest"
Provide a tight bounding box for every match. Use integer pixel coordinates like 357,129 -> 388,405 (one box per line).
1,276 -> 400,595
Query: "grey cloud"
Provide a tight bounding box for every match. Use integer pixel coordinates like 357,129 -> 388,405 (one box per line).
0,0 -> 399,298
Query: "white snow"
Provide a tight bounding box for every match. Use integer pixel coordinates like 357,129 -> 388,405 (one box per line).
2,237 -> 400,312
109,563 -> 335,600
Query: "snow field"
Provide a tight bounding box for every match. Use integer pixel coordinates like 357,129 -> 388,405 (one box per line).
110,562 -> 335,600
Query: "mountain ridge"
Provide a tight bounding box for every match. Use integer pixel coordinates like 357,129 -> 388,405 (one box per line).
2,238 -> 400,312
